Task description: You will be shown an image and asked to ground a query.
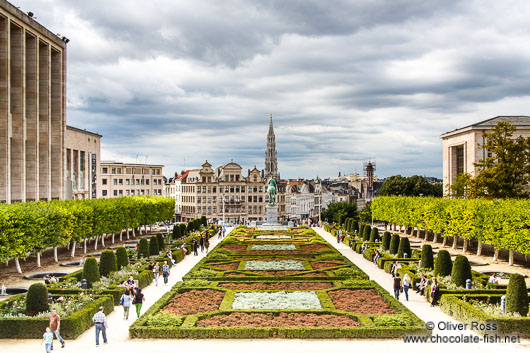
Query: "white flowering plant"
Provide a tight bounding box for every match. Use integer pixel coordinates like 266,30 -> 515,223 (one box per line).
250,244 -> 296,251
231,291 -> 322,310
244,260 -> 305,270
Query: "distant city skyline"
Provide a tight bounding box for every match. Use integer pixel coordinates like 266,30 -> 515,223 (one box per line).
12,0 -> 530,179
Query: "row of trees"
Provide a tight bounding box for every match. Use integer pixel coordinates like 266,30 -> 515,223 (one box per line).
0,196 -> 175,273
321,201 -> 358,225
379,175 -> 443,197
372,196 -> 530,265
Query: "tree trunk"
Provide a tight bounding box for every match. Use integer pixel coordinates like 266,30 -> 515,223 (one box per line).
94,236 -> 99,250
433,232 -> 439,243
37,252 -> 41,267
126,229 -> 130,239
133,228 -> 136,237
120,230 -> 123,242
493,248 -> 499,262
139,227 -> 143,235
452,236 -> 458,249
112,233 -> 115,244
463,239 -> 468,253
476,241 -> 483,256
15,259 -> 22,273
509,250 -> 514,266
54,247 -> 58,262
101,234 -> 105,247
71,241 -> 77,257
442,236 -> 447,247
84,239 -> 87,254
66,242 -> 70,250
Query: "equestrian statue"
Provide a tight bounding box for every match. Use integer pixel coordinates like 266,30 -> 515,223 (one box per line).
266,177 -> 277,206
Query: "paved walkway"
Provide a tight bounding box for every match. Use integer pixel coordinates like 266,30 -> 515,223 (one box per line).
2,226 -> 528,353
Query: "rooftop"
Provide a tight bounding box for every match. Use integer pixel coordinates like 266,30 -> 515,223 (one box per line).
66,125 -> 102,138
440,116 -> 530,138
100,161 -> 164,167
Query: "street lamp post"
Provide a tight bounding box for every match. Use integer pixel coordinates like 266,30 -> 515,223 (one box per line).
222,193 -> 225,225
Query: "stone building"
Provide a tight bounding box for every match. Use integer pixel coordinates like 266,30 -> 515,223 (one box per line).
265,114 -> 278,180
64,126 -> 101,199
175,160 -> 267,223
0,1 -> 67,202
440,116 -> 530,195
98,161 -> 164,198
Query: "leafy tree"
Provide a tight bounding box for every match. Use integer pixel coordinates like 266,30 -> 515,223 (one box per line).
82,257 -> 100,288
115,246 -> 129,269
25,283 -> 49,316
359,202 -> 372,223
506,273 -> 529,316
321,202 -> 358,224
434,250 -> 453,277
469,122 -> 530,199
451,255 -> 472,287
379,175 -> 442,197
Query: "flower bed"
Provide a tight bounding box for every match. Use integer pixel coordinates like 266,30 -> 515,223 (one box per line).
162,289 -> 225,315
219,282 -> 333,290
196,312 -> 360,327
250,244 -> 296,251
244,260 -> 305,270
310,261 -> 344,269
256,235 -> 291,240
206,262 -> 240,270
232,291 -> 322,310
328,289 -> 396,315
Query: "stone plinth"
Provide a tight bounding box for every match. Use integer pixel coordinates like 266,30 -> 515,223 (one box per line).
266,204 -> 279,224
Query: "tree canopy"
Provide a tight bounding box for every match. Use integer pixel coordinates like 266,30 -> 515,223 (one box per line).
321,201 -> 358,225
379,175 -> 442,197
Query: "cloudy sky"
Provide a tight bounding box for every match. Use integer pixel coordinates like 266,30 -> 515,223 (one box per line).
12,0 -> 530,179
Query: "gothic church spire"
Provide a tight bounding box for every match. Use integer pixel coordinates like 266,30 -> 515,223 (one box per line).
265,113 -> 278,179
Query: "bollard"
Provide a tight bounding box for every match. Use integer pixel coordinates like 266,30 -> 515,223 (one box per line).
501,295 -> 506,314
81,279 -> 87,290
466,279 -> 472,289
139,253 -> 143,259
404,253 -> 408,259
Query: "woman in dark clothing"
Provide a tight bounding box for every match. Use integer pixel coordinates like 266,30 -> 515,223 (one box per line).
430,277 -> 440,306
393,273 -> 402,300
199,235 -> 205,253
193,239 -> 199,256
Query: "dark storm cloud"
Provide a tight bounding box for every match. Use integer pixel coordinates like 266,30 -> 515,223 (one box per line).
12,0 -> 530,178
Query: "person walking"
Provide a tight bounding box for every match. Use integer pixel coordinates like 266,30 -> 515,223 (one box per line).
393,273 -> 402,300
152,262 -> 160,286
120,289 -> 133,320
162,261 -> 170,285
402,273 -> 411,301
430,277 -> 440,307
199,234 -> 205,253
41,327 -> 53,353
48,308 -> 65,349
193,239 -> 199,256
218,227 -> 222,239
222,226 -> 226,238
204,238 -> 210,254
134,288 -> 145,317
92,306 -> 108,347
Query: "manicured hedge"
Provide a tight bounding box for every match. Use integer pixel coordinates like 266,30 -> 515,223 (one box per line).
0,294 -> 113,339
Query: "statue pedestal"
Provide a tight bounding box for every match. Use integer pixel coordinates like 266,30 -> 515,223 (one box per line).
266,205 -> 279,224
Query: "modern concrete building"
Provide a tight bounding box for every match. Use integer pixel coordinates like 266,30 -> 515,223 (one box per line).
98,161 -> 164,198
0,0 -> 67,202
64,126 -> 101,200
440,116 -> 530,195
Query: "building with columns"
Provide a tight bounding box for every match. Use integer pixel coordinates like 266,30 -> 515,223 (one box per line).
440,116 -> 530,195
0,1 -> 67,202
64,126 -> 101,199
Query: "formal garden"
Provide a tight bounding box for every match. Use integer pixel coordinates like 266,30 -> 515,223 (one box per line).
129,226 -> 429,339
325,196 -> 530,338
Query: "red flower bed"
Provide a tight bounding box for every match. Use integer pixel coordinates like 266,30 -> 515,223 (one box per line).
300,244 -> 330,251
218,282 -> 333,290
196,312 -> 360,327
328,289 -> 396,315
222,244 -> 247,251
162,289 -> 225,315
206,262 -> 239,270
310,261 -> 344,269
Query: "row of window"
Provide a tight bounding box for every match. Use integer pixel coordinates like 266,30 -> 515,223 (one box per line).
102,189 -> 163,197
192,206 -> 264,215
102,178 -> 163,186
102,167 -> 161,175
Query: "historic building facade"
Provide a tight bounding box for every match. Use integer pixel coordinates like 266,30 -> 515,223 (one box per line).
265,114 -> 278,180
64,126 -> 101,200
0,1 -> 67,202
440,116 -> 530,195
98,161 -> 164,198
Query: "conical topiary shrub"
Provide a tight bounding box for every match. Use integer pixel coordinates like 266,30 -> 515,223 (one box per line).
434,250 -> 453,277
138,238 -> 149,258
451,255 -> 472,287
82,256 -> 100,288
389,234 -> 400,255
382,231 -> 391,251
506,273 -> 529,316
25,283 -> 49,316
179,223 -> 187,237
115,246 -> 129,270
420,244 -> 434,269
397,237 -> 411,258
99,249 -> 117,277
157,233 -> 165,251
172,224 -> 180,239
363,225 -> 371,241
369,228 -> 380,243
352,220 -> 359,234
149,235 -> 160,257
